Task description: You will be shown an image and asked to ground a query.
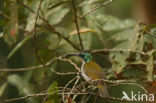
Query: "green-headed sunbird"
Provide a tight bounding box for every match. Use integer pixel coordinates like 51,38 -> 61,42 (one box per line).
72,52 -> 109,97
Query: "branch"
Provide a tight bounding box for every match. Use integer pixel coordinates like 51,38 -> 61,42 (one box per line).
3,90 -> 137,102
16,0 -> 80,51
33,0 -> 46,67
3,86 -> 133,102
80,0 -> 113,19
0,54 -> 81,75
71,0 -> 84,50
0,10 -> 9,19
62,76 -> 78,102
91,48 -> 149,56
65,76 -> 80,102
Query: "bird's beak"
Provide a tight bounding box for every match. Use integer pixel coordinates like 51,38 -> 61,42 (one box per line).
68,53 -> 80,56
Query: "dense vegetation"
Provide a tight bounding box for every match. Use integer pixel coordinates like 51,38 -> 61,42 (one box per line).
0,0 -> 156,103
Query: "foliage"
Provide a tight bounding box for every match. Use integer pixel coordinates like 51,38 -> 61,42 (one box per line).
0,0 -> 156,103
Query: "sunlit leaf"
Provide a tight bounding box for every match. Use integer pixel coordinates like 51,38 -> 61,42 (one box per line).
0,32 -> 4,38
69,28 -> 95,36
7,74 -> 22,87
25,13 -> 36,32
95,15 -> 136,32
46,6 -> 69,25
0,83 -> 7,97
79,0 -> 101,7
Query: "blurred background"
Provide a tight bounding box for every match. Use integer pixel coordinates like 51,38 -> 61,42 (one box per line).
0,0 -> 156,103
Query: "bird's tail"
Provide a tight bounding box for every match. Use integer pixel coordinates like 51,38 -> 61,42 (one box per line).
98,83 -> 109,97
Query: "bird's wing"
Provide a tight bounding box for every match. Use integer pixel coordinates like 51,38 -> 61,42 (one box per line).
83,61 -> 105,80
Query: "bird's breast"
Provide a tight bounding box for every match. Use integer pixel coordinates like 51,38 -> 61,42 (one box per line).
81,62 -> 91,81
81,61 -> 105,80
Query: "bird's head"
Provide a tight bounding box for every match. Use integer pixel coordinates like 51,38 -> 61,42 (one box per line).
79,52 -> 92,62
69,52 -> 93,62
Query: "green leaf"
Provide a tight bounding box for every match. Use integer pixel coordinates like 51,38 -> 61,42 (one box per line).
146,55 -> 154,81
45,6 -> 69,25
146,50 -> 155,81
7,74 -> 22,87
7,28 -> 44,60
0,83 -> 7,97
69,28 -> 95,36
0,32 -> 4,38
112,61 -> 127,74
46,81 -> 59,103
109,27 -> 141,73
48,0 -> 68,10
7,34 -> 33,60
144,34 -> 156,49
79,0 -> 101,7
25,13 -> 36,32
148,24 -> 156,29
7,74 -> 39,103
25,0 -> 42,31
95,15 -> 136,32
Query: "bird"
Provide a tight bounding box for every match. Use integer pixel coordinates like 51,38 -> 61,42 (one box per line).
72,52 -> 109,97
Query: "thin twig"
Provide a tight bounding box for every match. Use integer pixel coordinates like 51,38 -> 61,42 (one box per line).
4,90 -> 70,102
50,68 -> 78,75
61,58 -> 81,72
62,76 -> 78,102
0,10 -> 9,19
16,0 -> 80,51
71,0 -> 84,50
0,54 -> 81,76
66,76 -> 80,102
33,0 -> 46,68
80,0 -> 113,19
3,88 -> 135,102
91,48 -> 149,56
108,82 -> 148,94
77,79 -> 136,90
0,66 -> 42,72
1,49 -> 147,72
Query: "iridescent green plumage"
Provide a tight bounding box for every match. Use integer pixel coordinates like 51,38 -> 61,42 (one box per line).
79,52 -> 92,62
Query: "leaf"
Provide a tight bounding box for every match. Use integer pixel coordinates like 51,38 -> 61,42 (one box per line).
69,28 -> 95,36
148,24 -> 156,29
112,61 -> 127,74
7,74 -> 39,103
3,0 -> 18,47
7,28 -> 44,60
146,50 -> 155,81
25,0 -> 43,31
25,13 -> 36,32
127,60 -> 146,65
95,15 -> 136,32
144,34 -> 156,49
45,81 -> 59,103
7,74 -> 23,87
109,27 -> 141,74
48,0 -> 68,10
46,6 -> 69,25
47,34 -> 60,50
79,0 -> 101,7
7,34 -> 33,60
0,32 -> 4,38
0,83 -> 7,97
